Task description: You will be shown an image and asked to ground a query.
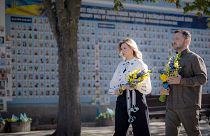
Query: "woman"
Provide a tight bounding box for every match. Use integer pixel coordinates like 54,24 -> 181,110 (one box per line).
109,38 -> 152,136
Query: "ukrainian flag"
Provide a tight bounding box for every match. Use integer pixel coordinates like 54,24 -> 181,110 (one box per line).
6,0 -> 44,16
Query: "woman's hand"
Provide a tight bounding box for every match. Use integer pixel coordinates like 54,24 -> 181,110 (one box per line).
114,89 -> 121,95
114,84 -> 131,95
124,84 -> 131,90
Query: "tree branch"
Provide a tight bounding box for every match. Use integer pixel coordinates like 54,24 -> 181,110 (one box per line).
55,0 -> 69,42
113,0 -> 210,16
44,0 -> 59,43
65,0 -> 81,20
184,0 -> 210,16
65,0 -> 82,46
55,0 -> 66,18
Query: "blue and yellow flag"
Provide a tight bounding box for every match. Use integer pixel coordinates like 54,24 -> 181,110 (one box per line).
6,0 -> 44,16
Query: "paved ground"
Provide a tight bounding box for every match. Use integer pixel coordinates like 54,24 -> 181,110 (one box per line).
0,119 -> 209,136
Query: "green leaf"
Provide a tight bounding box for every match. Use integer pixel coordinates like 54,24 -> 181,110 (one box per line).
175,0 -> 181,8
114,0 -> 124,11
113,0 -> 210,16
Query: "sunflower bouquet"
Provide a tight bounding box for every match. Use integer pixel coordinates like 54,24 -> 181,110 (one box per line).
159,53 -> 181,102
119,69 -> 152,94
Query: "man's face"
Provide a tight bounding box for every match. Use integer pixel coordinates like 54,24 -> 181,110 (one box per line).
172,32 -> 185,51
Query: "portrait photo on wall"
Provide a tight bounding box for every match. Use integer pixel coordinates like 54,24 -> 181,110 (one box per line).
0,36 -> 4,44
0,26 -> 4,33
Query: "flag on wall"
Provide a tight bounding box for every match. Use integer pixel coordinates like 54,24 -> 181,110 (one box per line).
5,0 -> 45,16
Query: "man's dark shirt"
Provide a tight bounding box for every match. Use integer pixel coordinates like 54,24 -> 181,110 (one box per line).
167,49 -> 207,110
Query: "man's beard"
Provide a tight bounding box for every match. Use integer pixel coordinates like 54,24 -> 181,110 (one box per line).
173,43 -> 184,51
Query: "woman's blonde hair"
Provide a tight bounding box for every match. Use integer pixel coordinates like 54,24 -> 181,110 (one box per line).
118,38 -> 142,60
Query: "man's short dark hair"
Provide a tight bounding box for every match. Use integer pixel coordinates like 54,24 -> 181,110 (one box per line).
174,30 -> 191,39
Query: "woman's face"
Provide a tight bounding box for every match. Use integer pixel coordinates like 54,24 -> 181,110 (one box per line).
121,43 -> 134,60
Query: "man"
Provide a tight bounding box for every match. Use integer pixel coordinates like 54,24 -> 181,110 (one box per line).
164,30 -> 207,136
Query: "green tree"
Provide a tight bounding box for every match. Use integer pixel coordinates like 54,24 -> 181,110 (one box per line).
114,0 -> 210,16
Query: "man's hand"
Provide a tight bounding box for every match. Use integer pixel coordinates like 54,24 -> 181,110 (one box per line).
167,75 -> 181,84
160,87 -> 169,95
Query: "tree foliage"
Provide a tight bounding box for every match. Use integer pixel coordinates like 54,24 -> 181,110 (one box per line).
114,0 -> 210,16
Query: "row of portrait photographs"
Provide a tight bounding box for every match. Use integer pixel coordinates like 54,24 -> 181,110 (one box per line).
14,40 -> 57,48
12,73 -> 58,80
12,49 -> 58,56
8,90 -> 59,97
12,65 -> 58,72
78,34 -> 209,50
13,81 -> 58,88
10,24 -> 52,33
78,22 -> 210,59
78,21 -> 210,40
10,30 -> 54,40
0,90 -> 58,97
33,18 -> 49,24
12,32 -> 54,40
